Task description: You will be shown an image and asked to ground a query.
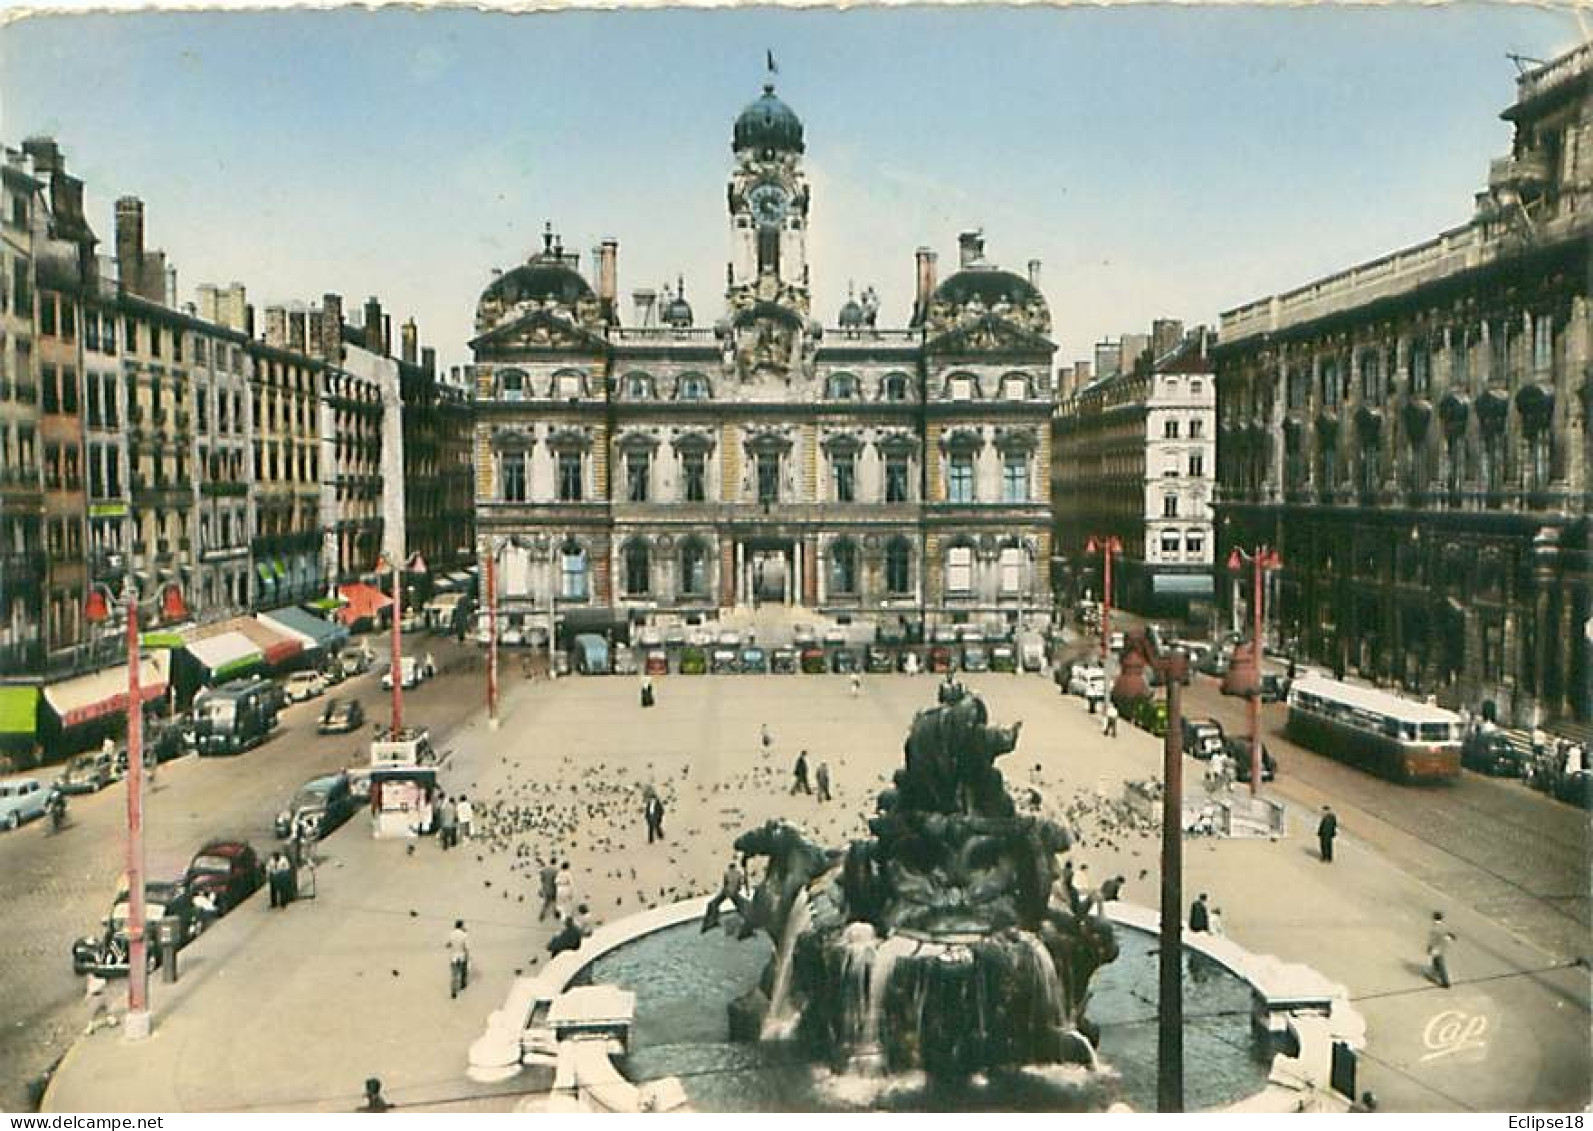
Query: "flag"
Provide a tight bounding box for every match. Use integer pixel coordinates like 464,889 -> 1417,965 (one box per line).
767,49 -> 778,75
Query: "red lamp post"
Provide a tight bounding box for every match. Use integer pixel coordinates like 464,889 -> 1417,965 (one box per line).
378,554 -> 404,734
1085,535 -> 1123,664
1227,544 -> 1283,795
484,540 -> 500,730
84,577 -> 184,1041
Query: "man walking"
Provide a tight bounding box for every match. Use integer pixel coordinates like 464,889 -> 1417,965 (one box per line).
760,723 -> 773,754
456,795 -> 475,841
1103,700 -> 1119,738
850,671 -> 861,697
538,859 -> 559,922
815,761 -> 833,803
1317,805 -> 1338,863
447,919 -> 470,999
792,750 -> 812,795
1188,892 -> 1211,933
644,790 -> 666,843
1427,911 -> 1457,988
555,860 -> 576,921
701,857 -> 746,933
437,796 -> 458,850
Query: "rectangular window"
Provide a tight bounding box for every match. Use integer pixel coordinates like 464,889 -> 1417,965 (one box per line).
998,547 -> 1024,594
1287,367 -> 1310,410
86,375 -> 102,429
12,261 -> 30,313
62,303 -> 75,341
125,319 -> 137,353
757,453 -> 780,504
103,316 -> 115,354
61,368 -> 76,415
948,455 -> 974,504
1186,531 -> 1205,558
85,312 -> 99,352
627,452 -> 649,503
502,452 -> 526,502
40,295 -> 56,337
172,330 -> 183,362
150,325 -> 161,358
1189,453 -> 1204,478
946,546 -> 973,594
1002,455 -> 1028,502
1532,314 -> 1554,373
885,456 -> 909,503
1410,340 -> 1430,397
557,452 -> 583,501
1163,419 -> 1180,439
1320,357 -> 1341,409
1188,419 -> 1203,439
104,378 -> 118,429
834,456 -> 856,503
1359,351 -> 1382,404
682,452 -> 706,503
1163,494 -> 1179,518
41,364 -> 57,413
1161,533 -> 1180,557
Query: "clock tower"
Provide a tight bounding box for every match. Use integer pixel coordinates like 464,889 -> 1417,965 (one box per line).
726,80 -> 811,318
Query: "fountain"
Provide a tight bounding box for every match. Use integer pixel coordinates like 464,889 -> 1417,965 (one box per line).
718,681 -> 1118,1080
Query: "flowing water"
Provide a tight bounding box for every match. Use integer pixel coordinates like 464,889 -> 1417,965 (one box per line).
580,921 -> 1272,1112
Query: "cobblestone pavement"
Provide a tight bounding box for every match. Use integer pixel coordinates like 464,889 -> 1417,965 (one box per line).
0,635 -> 487,1113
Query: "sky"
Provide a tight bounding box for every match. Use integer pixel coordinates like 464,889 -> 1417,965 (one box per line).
0,3 -> 1584,370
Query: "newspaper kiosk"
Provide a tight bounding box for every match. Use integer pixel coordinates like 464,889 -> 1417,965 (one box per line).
366,727 -> 441,839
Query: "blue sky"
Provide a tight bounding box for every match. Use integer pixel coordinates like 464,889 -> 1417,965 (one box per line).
0,5 -> 1582,368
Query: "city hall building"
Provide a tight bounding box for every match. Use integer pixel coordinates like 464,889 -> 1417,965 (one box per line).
470,80 -> 1057,639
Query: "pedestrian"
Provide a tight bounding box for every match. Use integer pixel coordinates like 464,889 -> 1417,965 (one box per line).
1103,701 -> 1119,738
1427,911 -> 1457,989
791,750 -> 812,795
815,760 -> 832,803
456,795 -> 475,841
83,970 -> 113,1035
1086,690 -> 1100,716
554,860 -> 575,920
423,651 -> 437,680
359,1078 -> 390,1113
1068,861 -> 1095,913
701,857 -> 746,933
1098,875 -> 1125,903
1208,906 -> 1226,938
447,919 -> 470,998
1317,805 -> 1338,863
538,859 -> 559,922
438,795 -> 458,850
644,790 -> 666,843
192,889 -> 219,934
572,903 -> 594,940
1349,1091 -> 1379,1113
760,723 -> 773,752
1189,892 -> 1211,933
640,675 -> 654,708
850,671 -> 861,697
547,913 -> 584,957
294,811 -> 319,865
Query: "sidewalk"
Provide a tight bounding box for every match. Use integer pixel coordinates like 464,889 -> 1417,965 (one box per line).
44,670 -> 1590,1112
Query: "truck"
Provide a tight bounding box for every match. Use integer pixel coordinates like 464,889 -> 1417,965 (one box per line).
192,677 -> 280,756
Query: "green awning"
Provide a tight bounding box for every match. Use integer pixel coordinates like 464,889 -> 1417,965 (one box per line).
0,686 -> 39,737
213,654 -> 264,683
309,596 -> 347,612
140,631 -> 185,650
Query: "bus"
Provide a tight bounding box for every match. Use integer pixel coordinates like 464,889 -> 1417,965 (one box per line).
1286,676 -> 1462,782
193,677 -> 280,756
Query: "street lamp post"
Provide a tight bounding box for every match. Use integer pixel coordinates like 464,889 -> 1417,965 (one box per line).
1085,535 -> 1123,664
377,554 -> 404,734
483,539 -> 500,730
1156,645 -> 1189,1111
1227,544 -> 1283,795
84,577 -> 186,1041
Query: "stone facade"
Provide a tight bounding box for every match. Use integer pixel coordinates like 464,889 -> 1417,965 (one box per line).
1214,42 -> 1593,726
1053,327 -> 1217,618
471,82 -> 1055,638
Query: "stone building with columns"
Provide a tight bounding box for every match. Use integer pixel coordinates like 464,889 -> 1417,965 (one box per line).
1214,42 -> 1592,727
471,79 -> 1056,639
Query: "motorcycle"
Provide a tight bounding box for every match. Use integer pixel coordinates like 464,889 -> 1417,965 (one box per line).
47,791 -> 67,833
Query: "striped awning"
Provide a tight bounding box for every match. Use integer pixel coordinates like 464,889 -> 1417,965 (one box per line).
44,655 -> 171,729
184,632 -> 265,682
259,606 -> 349,654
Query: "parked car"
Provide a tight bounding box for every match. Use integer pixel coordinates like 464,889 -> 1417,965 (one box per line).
644,649 -> 670,676
1196,648 -> 1232,677
1131,698 -> 1169,737
831,649 -> 860,674
275,772 -> 357,840
1067,665 -> 1107,698
59,750 -> 117,794
800,647 -> 826,674
0,776 -> 49,830
184,840 -> 264,914
338,648 -> 375,678
638,628 -> 664,650
928,645 -> 954,674
381,657 -> 421,690
990,644 -> 1017,673
1258,673 -> 1292,703
1462,730 -> 1528,777
1222,736 -> 1278,781
710,647 -> 740,674
317,697 -> 366,735
1181,718 -> 1226,760
961,646 -> 990,673
716,630 -> 744,650
792,623 -> 818,650
73,878 -> 194,976
500,626 -> 526,648
680,646 -> 707,675
612,644 -> 638,676
739,647 -> 769,673
664,625 -> 688,650
284,670 -> 328,704
866,647 -> 895,675
771,647 -> 799,674
823,628 -> 849,651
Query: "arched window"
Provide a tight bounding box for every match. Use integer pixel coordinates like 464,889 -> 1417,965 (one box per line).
559,539 -> 588,601
1001,373 -> 1029,401
885,537 -> 912,595
825,373 -> 860,401
554,370 -> 584,399
677,374 -> 710,401
948,373 -> 978,402
680,538 -> 709,597
624,373 -> 653,400
882,373 -> 910,402
499,368 -> 527,402
829,539 -> 859,596
623,540 -> 650,596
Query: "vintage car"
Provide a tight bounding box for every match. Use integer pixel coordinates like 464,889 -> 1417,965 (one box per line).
928,645 -> 954,674
1067,665 -> 1107,698
612,644 -> 639,676
184,840 -> 264,914
799,647 -> 826,674
715,630 -> 744,650
822,628 -> 849,651
381,657 -> 423,690
317,697 -> 366,735
709,647 -> 740,674
679,647 -> 707,675
0,776 -> 49,830
990,644 -> 1018,673
1222,736 -> 1278,782
1461,730 -> 1527,777
72,878 -> 194,976
1132,698 -> 1170,738
739,647 -> 769,673
663,625 -> 688,651
791,623 -> 819,650
644,649 -> 670,676
283,670 -> 328,704
637,628 -> 664,650
275,772 -> 357,840
866,647 -> 895,675
1181,718 -> 1226,759
338,648 -> 375,677
960,646 -> 990,673
59,750 -> 118,794
831,649 -> 860,674
771,648 -> 799,674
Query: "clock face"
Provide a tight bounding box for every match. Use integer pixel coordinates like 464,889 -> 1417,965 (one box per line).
747,182 -> 790,226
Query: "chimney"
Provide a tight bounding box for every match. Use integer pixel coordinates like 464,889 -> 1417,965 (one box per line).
913,247 -> 938,323
244,304 -> 256,340
1027,259 -> 1041,288
383,314 -> 392,357
598,238 -> 619,323
957,229 -> 985,269
263,305 -> 287,349
364,296 -> 383,353
1057,366 -> 1074,400
308,308 -> 323,358
632,288 -> 657,327
400,318 -> 418,365
21,136 -> 61,175
287,307 -> 307,353
1075,360 -> 1092,386
320,293 -> 343,362
421,346 -> 436,375
115,197 -> 145,294
1151,318 -> 1184,361
197,283 -> 218,322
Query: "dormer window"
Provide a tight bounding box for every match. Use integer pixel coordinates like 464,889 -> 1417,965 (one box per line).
883,373 -> 910,402
625,373 -> 653,400
1001,374 -> 1028,401
826,373 -> 859,401
500,369 -> 527,402
555,370 -> 584,399
949,374 -> 978,402
678,374 -> 710,401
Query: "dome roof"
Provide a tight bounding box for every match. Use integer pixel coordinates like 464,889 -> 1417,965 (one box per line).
734,83 -> 805,154
838,297 -> 865,328
661,277 -> 694,328
479,260 -> 594,312
931,267 -> 1042,312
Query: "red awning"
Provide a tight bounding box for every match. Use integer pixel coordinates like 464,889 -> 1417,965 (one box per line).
338,583 -> 395,626
44,655 -> 171,729
230,618 -> 303,667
